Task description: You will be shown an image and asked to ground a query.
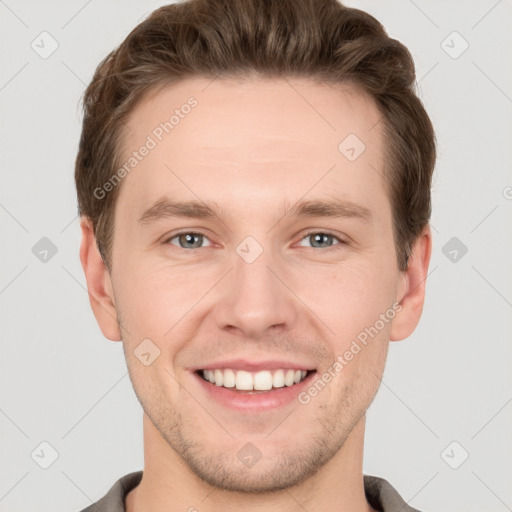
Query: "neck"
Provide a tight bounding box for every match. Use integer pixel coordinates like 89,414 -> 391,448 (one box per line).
126,413 -> 374,512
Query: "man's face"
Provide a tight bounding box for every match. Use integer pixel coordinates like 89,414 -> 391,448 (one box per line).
107,77 -> 403,492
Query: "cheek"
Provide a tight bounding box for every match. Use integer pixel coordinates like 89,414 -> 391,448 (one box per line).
297,260 -> 396,387
299,261 -> 395,334
113,258 -> 217,341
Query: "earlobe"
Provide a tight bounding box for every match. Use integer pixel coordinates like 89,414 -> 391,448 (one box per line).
79,217 -> 121,341
390,225 -> 432,342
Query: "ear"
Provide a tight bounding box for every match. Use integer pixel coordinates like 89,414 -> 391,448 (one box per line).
79,217 -> 121,341
390,225 -> 432,341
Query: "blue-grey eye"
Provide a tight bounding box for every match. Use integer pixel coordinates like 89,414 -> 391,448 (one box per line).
168,232 -> 212,249
298,232 -> 342,249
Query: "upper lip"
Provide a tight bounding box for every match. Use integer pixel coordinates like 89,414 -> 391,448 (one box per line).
190,359 -> 316,372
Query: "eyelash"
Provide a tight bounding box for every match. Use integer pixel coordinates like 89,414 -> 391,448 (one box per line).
162,230 -> 347,251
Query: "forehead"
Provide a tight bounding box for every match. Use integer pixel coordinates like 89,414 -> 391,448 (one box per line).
116,76 -> 387,219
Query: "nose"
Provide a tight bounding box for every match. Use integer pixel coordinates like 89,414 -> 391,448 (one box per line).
213,245 -> 298,339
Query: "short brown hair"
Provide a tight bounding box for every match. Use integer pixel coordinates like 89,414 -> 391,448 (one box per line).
75,0 -> 436,272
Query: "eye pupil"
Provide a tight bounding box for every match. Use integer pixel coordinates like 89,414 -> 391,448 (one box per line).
179,233 -> 202,248
311,233 -> 331,247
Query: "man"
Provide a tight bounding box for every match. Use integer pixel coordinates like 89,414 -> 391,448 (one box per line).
75,0 -> 435,510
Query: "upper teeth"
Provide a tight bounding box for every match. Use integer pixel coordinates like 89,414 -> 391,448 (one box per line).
202,369 -> 308,390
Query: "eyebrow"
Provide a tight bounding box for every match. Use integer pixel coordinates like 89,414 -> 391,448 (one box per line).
138,197 -> 372,225
285,198 -> 372,223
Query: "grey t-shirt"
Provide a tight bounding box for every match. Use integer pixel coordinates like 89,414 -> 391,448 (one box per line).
77,470 -> 421,512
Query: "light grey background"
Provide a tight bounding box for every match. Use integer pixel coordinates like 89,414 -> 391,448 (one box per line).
1,1 -> 511,511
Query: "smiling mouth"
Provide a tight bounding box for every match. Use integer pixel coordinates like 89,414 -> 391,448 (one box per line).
195,368 -> 316,393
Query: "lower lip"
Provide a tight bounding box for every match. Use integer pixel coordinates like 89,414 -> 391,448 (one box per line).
192,371 -> 316,412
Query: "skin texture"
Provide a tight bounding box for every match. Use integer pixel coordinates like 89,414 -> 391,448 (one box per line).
80,76 -> 431,512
